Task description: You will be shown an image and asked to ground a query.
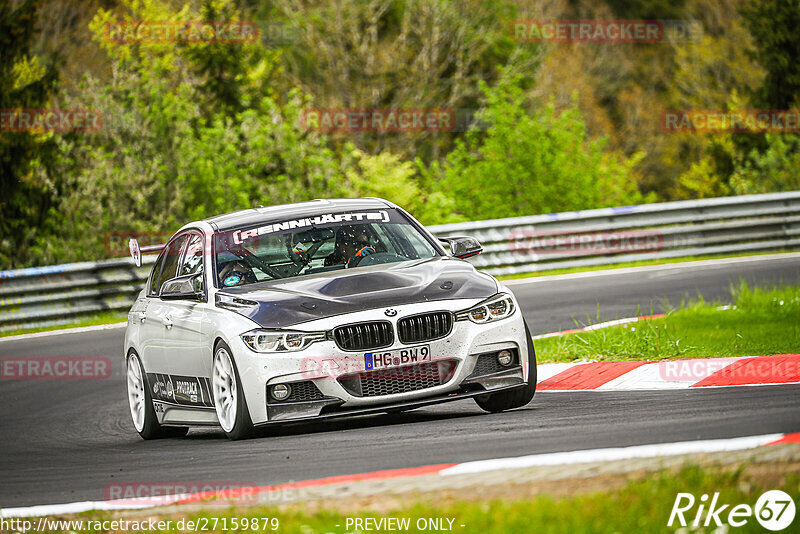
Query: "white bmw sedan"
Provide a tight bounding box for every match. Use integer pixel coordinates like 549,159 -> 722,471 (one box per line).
125,198 -> 536,440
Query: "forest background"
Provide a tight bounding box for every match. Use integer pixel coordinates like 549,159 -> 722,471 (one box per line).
2,0 -> 799,268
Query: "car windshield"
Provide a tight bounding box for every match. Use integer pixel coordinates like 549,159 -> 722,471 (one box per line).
213,208 -> 440,287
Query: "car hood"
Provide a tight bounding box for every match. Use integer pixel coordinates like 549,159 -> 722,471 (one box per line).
217,257 -> 498,328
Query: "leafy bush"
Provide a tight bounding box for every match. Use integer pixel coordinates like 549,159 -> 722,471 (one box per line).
729,133 -> 800,195
429,74 -> 650,221
345,150 -> 465,225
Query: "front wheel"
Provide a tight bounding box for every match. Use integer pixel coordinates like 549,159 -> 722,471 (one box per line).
474,320 -> 537,413
212,341 -> 255,440
126,352 -> 189,439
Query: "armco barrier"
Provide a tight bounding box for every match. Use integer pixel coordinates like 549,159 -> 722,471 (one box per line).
1,192 -> 799,332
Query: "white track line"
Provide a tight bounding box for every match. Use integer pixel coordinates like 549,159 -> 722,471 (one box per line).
0,499 -> 169,518
438,434 -> 785,476
3,434 -> 790,518
0,322 -> 127,343
532,315 -> 655,340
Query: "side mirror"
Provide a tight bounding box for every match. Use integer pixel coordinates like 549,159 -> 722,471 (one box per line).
440,236 -> 483,259
160,273 -> 204,301
129,237 -> 166,268
129,238 -> 142,267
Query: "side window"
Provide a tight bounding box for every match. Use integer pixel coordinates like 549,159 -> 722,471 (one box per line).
180,233 -> 204,276
154,234 -> 188,295
147,252 -> 166,297
398,224 -> 437,258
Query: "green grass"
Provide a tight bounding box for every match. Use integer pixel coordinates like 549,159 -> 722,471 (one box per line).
24,461 -> 800,533
536,283 -> 800,363
496,250 -> 796,281
0,311 -> 128,338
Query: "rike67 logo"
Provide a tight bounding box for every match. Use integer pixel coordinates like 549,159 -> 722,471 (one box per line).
669,490 -> 796,531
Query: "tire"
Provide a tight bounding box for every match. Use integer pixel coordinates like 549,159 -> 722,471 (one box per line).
126,352 -> 189,440
212,341 -> 255,440
474,320 -> 537,413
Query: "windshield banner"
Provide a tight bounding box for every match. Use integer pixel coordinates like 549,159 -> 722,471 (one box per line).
230,210 -> 393,244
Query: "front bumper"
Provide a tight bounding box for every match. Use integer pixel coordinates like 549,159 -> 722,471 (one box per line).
232,299 -> 530,425
258,379 -> 526,426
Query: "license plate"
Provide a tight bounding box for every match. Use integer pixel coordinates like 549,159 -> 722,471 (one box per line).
364,345 -> 430,370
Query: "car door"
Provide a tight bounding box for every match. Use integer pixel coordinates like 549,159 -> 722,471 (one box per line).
139,234 -> 188,376
157,231 -> 215,408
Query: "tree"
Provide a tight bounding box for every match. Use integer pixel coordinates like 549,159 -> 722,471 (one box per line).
185,0 -> 281,120
666,0 -> 763,198
730,133 -> 800,194
271,0 -> 539,161
345,149 -> 464,224
430,74 -> 649,220
728,0 -> 800,192
676,0 -> 800,199
0,0 -> 60,268
739,0 -> 800,110
35,0 -> 353,263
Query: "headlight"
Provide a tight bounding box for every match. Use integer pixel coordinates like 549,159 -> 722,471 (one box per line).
240,329 -> 327,353
455,293 -> 516,324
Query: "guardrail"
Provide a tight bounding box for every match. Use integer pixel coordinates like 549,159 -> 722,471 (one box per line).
1,191 -> 799,332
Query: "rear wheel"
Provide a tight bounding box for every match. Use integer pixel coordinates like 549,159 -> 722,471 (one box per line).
126,352 -> 189,439
474,321 -> 537,413
212,341 -> 255,440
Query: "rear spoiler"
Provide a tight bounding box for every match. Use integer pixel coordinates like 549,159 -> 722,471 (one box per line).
129,238 -> 166,267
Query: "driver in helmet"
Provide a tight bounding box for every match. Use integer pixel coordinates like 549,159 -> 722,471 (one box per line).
337,226 -> 376,267
218,259 -> 257,287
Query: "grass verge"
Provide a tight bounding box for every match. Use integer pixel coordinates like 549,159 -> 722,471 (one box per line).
18,457 -> 800,533
536,282 -> 800,363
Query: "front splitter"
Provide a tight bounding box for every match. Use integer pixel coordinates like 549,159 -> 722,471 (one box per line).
259,380 -> 527,427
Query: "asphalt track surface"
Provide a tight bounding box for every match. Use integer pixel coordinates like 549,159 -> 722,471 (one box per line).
1,255 -> 798,508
